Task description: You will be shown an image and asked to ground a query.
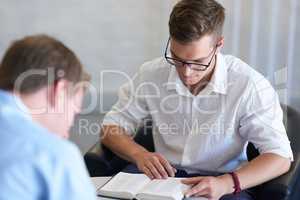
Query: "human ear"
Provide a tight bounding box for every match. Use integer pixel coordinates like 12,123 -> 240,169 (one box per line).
216,37 -> 224,48
215,36 -> 224,54
49,79 -> 68,113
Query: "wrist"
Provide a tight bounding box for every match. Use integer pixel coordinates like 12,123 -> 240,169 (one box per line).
131,149 -> 148,164
218,174 -> 235,195
229,172 -> 242,195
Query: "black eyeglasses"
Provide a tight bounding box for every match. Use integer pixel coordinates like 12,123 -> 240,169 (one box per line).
164,38 -> 218,71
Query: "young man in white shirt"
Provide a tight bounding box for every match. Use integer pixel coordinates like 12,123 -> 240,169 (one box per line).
101,0 -> 293,199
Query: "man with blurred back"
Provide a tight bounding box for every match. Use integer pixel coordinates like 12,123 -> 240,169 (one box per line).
0,35 -> 96,200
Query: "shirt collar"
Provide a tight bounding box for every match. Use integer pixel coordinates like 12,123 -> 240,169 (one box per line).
0,90 -> 31,120
208,53 -> 228,95
165,53 -> 228,96
165,65 -> 193,97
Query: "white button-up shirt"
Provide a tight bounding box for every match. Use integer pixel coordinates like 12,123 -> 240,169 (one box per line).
103,53 -> 293,174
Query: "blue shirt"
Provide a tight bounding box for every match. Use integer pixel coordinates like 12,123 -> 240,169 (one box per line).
0,90 -> 96,200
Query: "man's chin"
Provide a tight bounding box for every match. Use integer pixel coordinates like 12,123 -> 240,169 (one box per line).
183,80 -> 199,87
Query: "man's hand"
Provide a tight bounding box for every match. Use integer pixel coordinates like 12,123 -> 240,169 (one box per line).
182,175 -> 234,200
133,151 -> 177,179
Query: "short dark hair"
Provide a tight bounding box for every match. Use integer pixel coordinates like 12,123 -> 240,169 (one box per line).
169,0 -> 225,43
0,34 -> 90,94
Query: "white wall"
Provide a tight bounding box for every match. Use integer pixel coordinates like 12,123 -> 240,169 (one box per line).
0,0 -> 174,113
219,0 -> 300,109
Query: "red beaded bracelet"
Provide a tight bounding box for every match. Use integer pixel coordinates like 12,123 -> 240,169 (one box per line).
229,172 -> 241,195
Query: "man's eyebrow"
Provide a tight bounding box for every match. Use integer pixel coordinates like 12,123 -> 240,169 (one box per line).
170,50 -> 208,62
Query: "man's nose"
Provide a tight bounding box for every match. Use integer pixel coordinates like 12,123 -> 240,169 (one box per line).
183,64 -> 193,76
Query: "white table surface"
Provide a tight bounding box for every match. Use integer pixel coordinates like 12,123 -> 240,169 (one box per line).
91,177 -> 207,200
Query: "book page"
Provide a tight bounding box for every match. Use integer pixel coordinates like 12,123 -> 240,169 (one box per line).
98,172 -> 151,199
136,178 -> 190,200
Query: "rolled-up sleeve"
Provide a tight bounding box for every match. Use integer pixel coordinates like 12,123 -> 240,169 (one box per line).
102,67 -> 150,136
239,78 -> 293,161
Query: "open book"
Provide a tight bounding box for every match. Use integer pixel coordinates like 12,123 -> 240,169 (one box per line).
97,172 -> 190,200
